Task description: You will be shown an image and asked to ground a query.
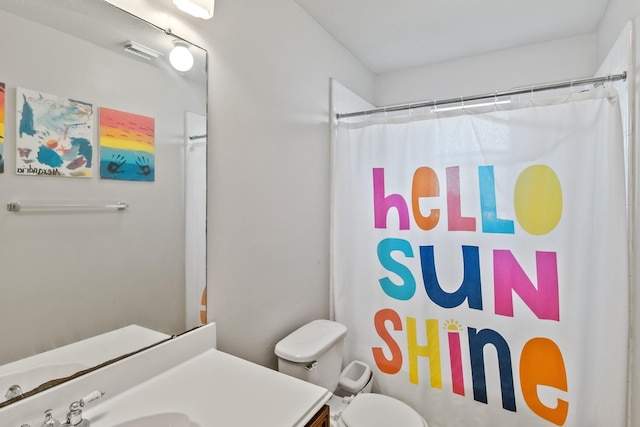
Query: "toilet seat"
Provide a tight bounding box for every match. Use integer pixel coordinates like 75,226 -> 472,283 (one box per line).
336,393 -> 427,427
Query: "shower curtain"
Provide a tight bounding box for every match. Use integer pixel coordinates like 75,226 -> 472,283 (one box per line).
331,89 -> 628,427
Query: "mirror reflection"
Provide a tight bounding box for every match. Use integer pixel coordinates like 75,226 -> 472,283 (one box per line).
0,0 -> 207,403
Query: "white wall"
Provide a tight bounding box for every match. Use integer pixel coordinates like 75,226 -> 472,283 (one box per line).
204,0 -> 375,367
105,0 -> 376,368
375,33 -> 598,106
598,3 -> 639,427
0,8 -> 203,364
597,0 -> 639,63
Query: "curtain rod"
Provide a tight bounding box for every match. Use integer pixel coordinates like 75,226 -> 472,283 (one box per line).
336,72 -> 627,120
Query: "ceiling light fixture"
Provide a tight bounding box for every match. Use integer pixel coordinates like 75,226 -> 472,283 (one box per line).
169,40 -> 194,72
172,0 -> 214,20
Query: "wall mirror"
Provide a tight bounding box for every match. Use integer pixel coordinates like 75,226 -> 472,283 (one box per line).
0,0 -> 207,405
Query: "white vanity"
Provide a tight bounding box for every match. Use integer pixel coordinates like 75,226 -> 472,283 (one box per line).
0,324 -> 332,427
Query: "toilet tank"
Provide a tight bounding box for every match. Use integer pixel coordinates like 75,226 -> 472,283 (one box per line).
275,319 -> 347,391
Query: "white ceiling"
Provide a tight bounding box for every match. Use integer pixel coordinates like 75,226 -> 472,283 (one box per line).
294,0 -> 612,74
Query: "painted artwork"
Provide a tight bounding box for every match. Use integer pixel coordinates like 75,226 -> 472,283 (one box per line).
0,82 -> 4,173
99,107 -> 155,181
16,88 -> 93,177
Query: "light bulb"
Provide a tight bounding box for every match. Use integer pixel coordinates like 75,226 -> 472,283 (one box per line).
170,42 -> 194,72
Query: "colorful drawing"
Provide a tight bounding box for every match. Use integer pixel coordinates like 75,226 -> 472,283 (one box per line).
15,88 -> 93,177
0,82 -> 4,173
99,107 -> 154,182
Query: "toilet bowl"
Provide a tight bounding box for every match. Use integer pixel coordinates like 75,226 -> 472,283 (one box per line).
275,319 -> 428,427
337,393 -> 427,427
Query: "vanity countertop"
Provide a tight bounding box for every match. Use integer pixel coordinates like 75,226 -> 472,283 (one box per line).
0,325 -> 170,404
85,348 -> 331,426
0,323 -> 331,427
0,325 -> 169,376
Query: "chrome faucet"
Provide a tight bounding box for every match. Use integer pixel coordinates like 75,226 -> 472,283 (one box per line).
5,384 -> 23,399
62,401 -> 88,427
41,409 -> 61,427
61,391 -> 104,427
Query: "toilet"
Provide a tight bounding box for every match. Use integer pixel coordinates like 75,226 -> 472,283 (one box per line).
275,319 -> 428,427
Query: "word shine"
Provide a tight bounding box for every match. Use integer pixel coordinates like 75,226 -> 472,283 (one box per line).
372,310 -> 568,426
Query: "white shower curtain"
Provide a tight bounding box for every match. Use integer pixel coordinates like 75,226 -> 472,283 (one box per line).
331,89 -> 628,427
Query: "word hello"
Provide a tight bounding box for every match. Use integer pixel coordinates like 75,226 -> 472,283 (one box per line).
373,165 -> 562,235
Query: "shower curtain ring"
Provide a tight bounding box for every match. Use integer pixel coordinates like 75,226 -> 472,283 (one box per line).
530,85 -> 536,103
569,79 -> 577,96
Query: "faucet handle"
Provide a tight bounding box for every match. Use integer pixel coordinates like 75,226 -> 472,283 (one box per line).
41,409 -> 61,427
5,384 -> 23,399
64,401 -> 83,427
79,391 -> 104,407
62,391 -> 104,427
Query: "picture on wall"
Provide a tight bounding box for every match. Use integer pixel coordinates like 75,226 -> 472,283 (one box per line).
0,82 -> 4,174
99,107 -> 155,182
16,87 -> 93,177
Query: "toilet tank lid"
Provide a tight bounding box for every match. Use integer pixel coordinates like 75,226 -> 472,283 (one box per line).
275,320 -> 347,363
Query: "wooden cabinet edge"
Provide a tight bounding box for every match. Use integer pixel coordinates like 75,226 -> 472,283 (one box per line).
305,404 -> 330,427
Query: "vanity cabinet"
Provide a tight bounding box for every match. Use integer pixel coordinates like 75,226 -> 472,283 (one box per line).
305,404 -> 330,427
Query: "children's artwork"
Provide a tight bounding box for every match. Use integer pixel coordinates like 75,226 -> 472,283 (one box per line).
99,107 -> 155,182
0,82 -> 4,173
16,88 -> 93,177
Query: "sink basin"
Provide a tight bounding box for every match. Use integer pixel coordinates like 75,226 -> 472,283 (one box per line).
111,413 -> 198,427
0,363 -> 84,400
